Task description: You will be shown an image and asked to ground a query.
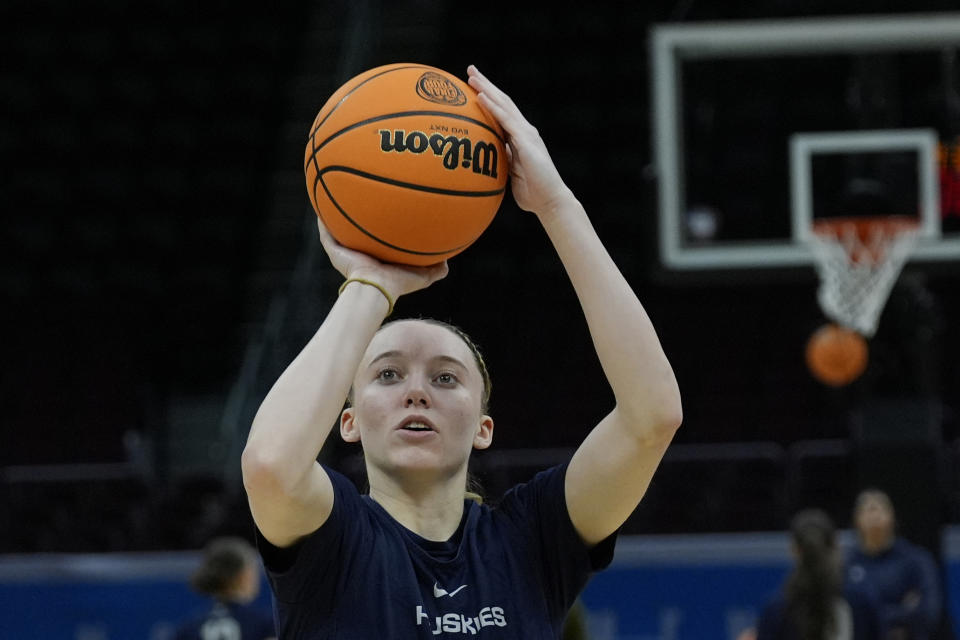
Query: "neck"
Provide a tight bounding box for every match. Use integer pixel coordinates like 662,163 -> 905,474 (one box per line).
367,466 -> 468,541
861,531 -> 894,555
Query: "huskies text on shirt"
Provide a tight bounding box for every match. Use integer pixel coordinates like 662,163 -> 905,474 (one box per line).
256,463 -> 616,639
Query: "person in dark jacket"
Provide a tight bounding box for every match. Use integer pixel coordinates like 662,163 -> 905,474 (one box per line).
756,509 -> 884,640
846,489 -> 942,640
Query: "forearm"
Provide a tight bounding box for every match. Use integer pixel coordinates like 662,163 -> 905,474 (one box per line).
538,193 -> 682,436
243,283 -> 388,486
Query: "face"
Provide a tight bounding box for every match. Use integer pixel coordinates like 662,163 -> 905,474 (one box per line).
235,563 -> 260,603
340,321 -> 493,482
855,494 -> 894,539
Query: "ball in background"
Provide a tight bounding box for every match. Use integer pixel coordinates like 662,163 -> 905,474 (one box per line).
805,323 -> 869,387
305,63 -> 508,266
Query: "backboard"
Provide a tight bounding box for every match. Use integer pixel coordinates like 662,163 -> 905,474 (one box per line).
651,13 -> 960,270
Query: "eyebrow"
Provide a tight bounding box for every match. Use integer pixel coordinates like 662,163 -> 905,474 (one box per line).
369,350 -> 403,366
367,351 -> 469,371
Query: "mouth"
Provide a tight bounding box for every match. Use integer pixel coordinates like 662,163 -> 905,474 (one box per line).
397,416 -> 436,432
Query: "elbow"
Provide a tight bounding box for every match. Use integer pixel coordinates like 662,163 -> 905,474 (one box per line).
622,387 -> 683,443
662,405 -> 683,435
241,444 -> 293,499
652,401 -> 683,441
657,376 -> 684,434
662,387 -> 684,432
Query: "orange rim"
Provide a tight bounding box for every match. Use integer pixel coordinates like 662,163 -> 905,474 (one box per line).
811,216 -> 919,264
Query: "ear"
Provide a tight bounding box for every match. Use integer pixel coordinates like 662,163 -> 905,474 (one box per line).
473,414 -> 494,450
341,407 -> 361,443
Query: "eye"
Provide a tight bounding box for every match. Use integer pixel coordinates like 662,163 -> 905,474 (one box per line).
376,367 -> 400,382
434,372 -> 458,386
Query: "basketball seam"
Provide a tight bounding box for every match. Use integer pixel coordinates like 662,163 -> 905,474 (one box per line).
305,111 -> 506,172
317,165 -> 506,198
307,66 -> 432,210
309,65 -> 431,138
317,173 -> 476,257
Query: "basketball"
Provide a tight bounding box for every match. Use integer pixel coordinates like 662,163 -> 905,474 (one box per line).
805,323 -> 869,387
304,63 -> 508,266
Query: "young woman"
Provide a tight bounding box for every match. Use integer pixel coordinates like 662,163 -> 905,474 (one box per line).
756,509 -> 883,640
173,537 -> 276,640
241,65 -> 683,638
847,489 -> 942,639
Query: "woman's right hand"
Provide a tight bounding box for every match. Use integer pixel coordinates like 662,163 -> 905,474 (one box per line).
316,218 -> 449,301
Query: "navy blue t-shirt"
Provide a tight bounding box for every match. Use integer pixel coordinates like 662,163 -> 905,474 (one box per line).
846,538 -> 942,638
173,600 -> 275,640
256,463 -> 616,639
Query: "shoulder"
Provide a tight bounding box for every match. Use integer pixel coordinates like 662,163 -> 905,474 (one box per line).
901,538 -> 936,562
892,538 -> 936,572
489,464 -> 571,538
496,464 -> 568,512
256,465 -> 371,576
892,537 -> 923,558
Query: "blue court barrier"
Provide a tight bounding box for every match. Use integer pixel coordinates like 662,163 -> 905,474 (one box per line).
0,553 -> 274,639
1,528 -> 958,639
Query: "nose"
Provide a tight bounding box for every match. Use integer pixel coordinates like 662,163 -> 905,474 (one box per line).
403,381 -> 430,408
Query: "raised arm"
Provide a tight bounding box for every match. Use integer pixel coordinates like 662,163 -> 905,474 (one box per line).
468,65 -> 682,546
241,222 -> 447,547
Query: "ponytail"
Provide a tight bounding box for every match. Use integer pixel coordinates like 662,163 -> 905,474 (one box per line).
784,509 -> 841,640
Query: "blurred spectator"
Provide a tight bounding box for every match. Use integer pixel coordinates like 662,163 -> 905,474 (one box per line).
755,509 -> 883,640
562,597 -> 590,640
173,537 -> 275,640
846,489 -> 942,640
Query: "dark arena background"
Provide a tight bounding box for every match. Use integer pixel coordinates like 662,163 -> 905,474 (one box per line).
4,1 -> 960,638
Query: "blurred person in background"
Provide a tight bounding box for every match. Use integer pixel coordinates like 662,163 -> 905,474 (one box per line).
562,598 -> 590,640
754,509 -> 883,640
846,489 -> 942,640
174,536 -> 276,640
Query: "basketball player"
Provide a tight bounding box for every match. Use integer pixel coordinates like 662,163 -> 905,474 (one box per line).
847,489 -> 942,640
241,65 -> 683,638
173,537 -> 275,640
754,510 -> 883,640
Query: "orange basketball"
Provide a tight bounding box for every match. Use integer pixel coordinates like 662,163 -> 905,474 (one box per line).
805,324 -> 868,387
304,63 -> 508,266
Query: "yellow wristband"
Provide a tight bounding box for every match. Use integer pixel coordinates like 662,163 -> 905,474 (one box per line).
338,278 -> 395,316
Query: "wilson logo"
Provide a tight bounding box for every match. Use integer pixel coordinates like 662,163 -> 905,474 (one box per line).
378,129 -> 499,179
416,72 -> 467,106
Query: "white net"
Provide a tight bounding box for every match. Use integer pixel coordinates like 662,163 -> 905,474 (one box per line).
806,218 -> 920,337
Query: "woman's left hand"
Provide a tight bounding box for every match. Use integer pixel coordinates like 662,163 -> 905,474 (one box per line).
467,65 -> 573,218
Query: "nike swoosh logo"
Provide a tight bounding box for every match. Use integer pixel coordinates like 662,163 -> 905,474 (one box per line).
433,582 -> 468,598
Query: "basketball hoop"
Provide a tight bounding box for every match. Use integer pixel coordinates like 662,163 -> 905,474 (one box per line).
806,216 -> 920,338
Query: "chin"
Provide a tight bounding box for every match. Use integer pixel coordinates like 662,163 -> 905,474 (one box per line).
386,453 -> 466,479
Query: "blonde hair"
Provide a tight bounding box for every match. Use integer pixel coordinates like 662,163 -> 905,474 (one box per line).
348,318 -> 492,504
347,318 -> 493,412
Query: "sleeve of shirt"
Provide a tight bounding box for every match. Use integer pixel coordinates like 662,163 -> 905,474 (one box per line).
881,541 -> 940,633
911,544 -> 943,634
253,466 -> 364,606
496,463 -> 618,622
